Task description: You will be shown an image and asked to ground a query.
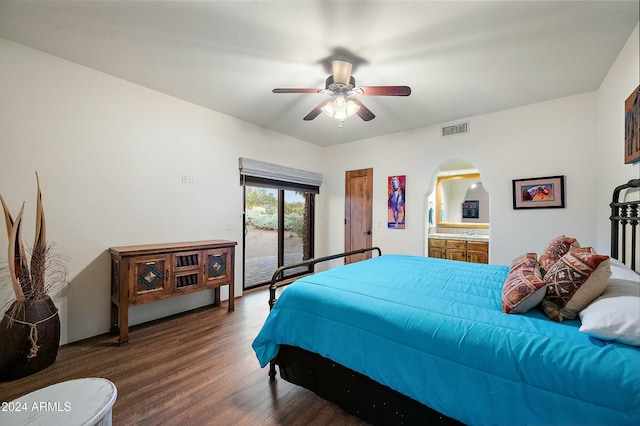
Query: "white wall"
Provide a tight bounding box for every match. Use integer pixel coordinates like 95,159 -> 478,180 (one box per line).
321,92 -> 599,265
0,38 -> 323,344
1,23 -> 637,345
595,24 -> 640,255
320,24 -> 639,267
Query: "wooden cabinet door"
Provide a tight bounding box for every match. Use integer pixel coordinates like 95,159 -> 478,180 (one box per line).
466,241 -> 489,264
130,254 -> 170,305
466,250 -> 488,264
445,249 -> 467,262
429,246 -> 446,259
445,240 -> 466,261
428,238 -> 446,259
204,247 -> 233,287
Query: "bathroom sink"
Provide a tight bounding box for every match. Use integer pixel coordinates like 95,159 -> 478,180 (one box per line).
429,233 -> 489,241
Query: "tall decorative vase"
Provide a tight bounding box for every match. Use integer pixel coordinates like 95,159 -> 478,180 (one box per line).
0,296 -> 60,381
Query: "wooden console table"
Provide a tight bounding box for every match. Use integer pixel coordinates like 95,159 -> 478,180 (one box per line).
109,240 -> 236,345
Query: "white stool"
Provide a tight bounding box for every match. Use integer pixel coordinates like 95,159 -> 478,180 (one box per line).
0,377 -> 117,426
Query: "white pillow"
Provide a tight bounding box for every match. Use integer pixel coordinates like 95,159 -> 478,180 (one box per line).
609,258 -> 640,282
579,276 -> 640,346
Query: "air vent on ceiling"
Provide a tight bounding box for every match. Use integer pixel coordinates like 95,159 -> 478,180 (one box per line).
441,121 -> 469,137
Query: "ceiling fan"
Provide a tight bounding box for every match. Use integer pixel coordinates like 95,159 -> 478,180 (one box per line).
272,60 -> 411,123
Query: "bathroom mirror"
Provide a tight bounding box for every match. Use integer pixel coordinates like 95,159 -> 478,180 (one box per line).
431,162 -> 490,228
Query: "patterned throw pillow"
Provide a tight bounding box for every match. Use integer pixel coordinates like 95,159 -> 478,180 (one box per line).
502,253 -> 546,314
509,252 -> 538,270
541,247 -> 611,322
539,235 -> 580,276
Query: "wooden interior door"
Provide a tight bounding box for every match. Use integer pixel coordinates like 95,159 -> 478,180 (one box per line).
345,168 -> 373,264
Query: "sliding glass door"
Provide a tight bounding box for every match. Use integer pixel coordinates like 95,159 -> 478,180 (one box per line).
243,186 -> 314,289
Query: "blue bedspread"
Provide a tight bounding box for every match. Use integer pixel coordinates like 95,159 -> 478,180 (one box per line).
252,255 -> 640,425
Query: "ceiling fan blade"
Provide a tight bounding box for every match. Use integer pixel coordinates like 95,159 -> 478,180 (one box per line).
273,88 -> 321,94
358,86 -> 411,96
351,98 -> 375,121
303,102 -> 326,121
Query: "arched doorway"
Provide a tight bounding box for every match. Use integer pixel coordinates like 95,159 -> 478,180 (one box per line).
424,160 -> 490,262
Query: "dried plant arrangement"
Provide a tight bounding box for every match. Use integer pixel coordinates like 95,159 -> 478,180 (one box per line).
0,173 -> 68,381
0,173 -> 68,304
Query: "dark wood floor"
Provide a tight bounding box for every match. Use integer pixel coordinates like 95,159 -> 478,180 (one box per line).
0,289 -> 366,425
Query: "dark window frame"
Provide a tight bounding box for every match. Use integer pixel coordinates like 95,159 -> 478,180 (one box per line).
242,176 -> 316,290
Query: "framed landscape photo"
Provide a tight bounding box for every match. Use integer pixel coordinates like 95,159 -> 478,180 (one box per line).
624,85 -> 639,164
512,175 -> 565,209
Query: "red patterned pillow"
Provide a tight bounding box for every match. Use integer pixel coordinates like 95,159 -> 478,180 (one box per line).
509,252 -> 538,270
541,247 -> 611,322
502,253 -> 546,314
539,235 -> 580,276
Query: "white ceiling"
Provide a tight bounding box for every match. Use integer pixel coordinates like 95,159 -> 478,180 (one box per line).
0,1 -> 637,147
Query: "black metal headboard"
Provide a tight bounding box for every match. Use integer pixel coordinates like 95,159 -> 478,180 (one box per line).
610,179 -> 640,271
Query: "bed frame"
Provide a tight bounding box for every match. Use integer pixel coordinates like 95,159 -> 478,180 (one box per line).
267,246 -> 457,424
265,179 -> 640,425
610,178 -> 640,271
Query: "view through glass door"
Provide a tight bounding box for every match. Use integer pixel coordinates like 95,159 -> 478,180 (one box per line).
243,186 -> 313,289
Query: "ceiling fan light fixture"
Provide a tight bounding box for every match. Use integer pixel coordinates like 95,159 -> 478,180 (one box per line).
334,109 -> 348,121
346,99 -> 360,116
321,102 -> 335,117
272,61 -> 409,123
332,60 -> 352,88
322,94 -> 360,120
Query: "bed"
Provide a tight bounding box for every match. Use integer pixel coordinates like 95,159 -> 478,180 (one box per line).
252,179 -> 640,425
